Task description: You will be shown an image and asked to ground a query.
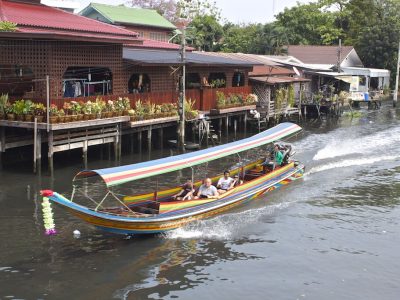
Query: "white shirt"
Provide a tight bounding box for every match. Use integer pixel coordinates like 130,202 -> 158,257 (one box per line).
217,177 -> 234,190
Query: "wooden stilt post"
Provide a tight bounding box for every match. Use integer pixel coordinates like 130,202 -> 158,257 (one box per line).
218,117 -> 222,140
244,112 -> 247,135
159,128 -> 163,149
234,118 -> 237,138
0,126 -> 5,169
147,126 -> 152,152
36,129 -> 42,173
130,132 -> 134,153
48,131 -> 54,173
138,131 -> 142,153
225,115 -> 229,137
33,118 -> 37,173
83,140 -> 88,169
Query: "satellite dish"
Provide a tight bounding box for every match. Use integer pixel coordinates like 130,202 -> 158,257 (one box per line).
293,66 -> 301,76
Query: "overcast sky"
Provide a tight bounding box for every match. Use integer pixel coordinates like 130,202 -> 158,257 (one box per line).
73,0 -> 314,23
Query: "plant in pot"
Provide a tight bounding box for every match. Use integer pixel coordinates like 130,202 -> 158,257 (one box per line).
23,100 -> 34,122
95,98 -> 106,118
122,97 -> 131,115
92,101 -> 102,119
245,93 -> 258,105
106,100 -> 114,118
134,99 -> 145,121
0,93 -> 9,120
5,103 -> 14,121
155,104 -> 163,118
63,102 -> 72,122
13,100 -> 25,121
49,104 -> 59,124
184,98 -> 198,120
216,91 -> 226,109
70,101 -> 81,121
34,103 -> 46,122
168,103 -> 178,116
115,97 -> 125,116
143,101 -> 155,120
58,109 -> 66,123
128,109 -> 136,122
82,101 -> 93,120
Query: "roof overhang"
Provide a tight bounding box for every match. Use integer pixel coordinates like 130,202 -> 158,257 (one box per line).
249,76 -> 311,85
123,48 -> 257,67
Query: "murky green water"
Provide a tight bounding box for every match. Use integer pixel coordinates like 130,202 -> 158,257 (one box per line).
1,104 -> 399,300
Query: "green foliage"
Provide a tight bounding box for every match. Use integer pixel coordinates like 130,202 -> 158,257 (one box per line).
13,100 -> 26,115
288,84 -> 295,107
0,21 -> 17,32
210,78 -> 225,88
134,99 -> 145,116
275,88 -> 287,111
0,94 -> 9,115
216,91 -> 226,108
186,14 -> 223,51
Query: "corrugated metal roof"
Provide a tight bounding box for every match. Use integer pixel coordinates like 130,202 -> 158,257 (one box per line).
123,49 -> 257,66
194,52 -> 279,66
0,0 -> 138,41
80,3 -> 176,30
287,45 -> 354,65
249,76 -> 310,85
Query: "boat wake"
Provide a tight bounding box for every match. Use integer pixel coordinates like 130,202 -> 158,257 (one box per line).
164,201 -> 292,240
313,126 -> 400,160
306,155 -> 398,175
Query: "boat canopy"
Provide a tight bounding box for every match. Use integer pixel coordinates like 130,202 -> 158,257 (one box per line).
74,122 -> 302,187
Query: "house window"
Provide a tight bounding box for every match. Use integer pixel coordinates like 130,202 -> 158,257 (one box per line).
150,32 -> 166,42
138,32 -> 144,37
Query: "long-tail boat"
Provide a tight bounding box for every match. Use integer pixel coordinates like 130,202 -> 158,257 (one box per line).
41,122 -> 304,235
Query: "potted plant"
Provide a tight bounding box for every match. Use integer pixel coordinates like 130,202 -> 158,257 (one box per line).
82,101 -> 93,120
49,104 -> 59,124
34,103 -> 46,122
216,91 -> 226,109
184,98 -> 198,120
115,97 -> 125,116
70,101 -> 80,122
62,102 -> 72,122
128,109 -> 136,121
106,100 -> 114,118
0,93 -> 9,120
92,101 -> 102,119
13,100 -> 25,121
134,99 -> 145,120
5,102 -> 14,121
122,97 -> 131,115
58,109 -> 66,123
143,101 -> 155,120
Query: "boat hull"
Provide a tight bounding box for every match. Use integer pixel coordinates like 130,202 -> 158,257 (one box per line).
48,163 -> 304,235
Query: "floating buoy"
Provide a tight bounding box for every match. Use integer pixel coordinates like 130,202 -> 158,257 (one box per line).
73,230 -> 81,238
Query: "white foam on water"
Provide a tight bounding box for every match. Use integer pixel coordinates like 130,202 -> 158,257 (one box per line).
164,201 -> 292,240
306,155 -> 398,175
313,126 -> 400,160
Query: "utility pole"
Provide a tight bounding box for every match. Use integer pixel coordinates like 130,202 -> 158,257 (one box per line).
337,39 -> 342,73
178,23 -> 186,150
394,41 -> 400,107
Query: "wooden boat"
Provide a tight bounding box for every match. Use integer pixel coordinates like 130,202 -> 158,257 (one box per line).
41,122 -> 304,235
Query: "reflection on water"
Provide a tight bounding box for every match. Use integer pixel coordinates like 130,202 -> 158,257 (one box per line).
1,104 -> 400,300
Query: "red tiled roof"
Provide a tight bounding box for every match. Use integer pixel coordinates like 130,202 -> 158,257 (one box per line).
126,38 -> 194,51
0,0 -> 139,42
287,45 -> 354,65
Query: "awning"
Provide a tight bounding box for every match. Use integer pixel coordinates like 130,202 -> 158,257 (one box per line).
249,76 -> 310,85
123,48 -> 257,67
75,122 -> 302,187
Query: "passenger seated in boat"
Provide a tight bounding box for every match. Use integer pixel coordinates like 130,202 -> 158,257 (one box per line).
194,178 -> 219,199
230,174 -> 243,188
172,180 -> 195,201
273,144 -> 284,169
217,170 -> 234,194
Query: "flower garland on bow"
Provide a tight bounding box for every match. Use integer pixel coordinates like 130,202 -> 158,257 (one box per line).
42,197 -> 57,235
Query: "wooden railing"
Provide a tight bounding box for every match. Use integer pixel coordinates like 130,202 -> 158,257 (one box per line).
46,86 -> 252,111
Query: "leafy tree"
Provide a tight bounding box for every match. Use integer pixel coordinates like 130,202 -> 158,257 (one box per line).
186,14 -> 224,51
275,2 -> 343,45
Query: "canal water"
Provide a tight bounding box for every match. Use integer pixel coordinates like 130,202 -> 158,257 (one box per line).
1,104 -> 399,300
